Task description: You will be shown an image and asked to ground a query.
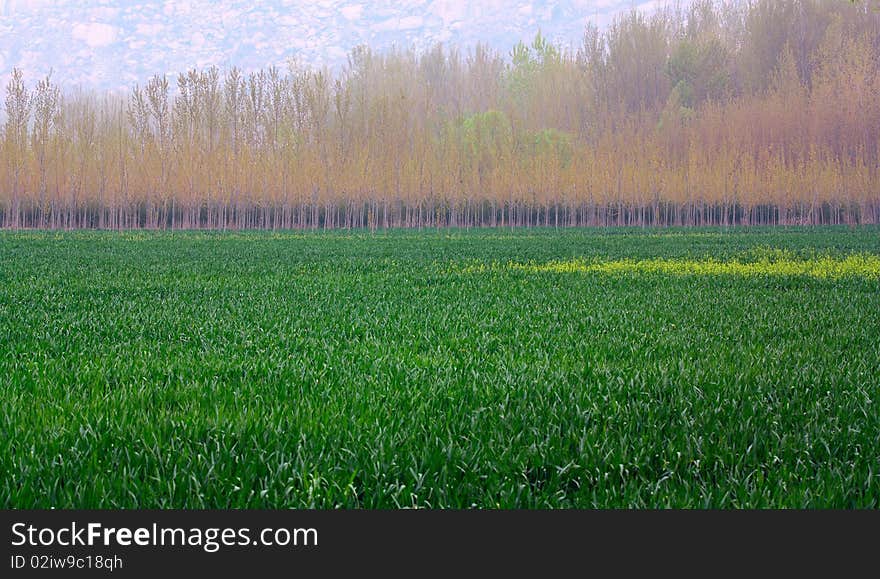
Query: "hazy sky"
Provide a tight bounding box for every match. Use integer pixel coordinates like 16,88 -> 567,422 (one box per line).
0,0 -> 659,92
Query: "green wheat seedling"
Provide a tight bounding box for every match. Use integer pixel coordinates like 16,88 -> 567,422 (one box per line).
1,227 -> 878,508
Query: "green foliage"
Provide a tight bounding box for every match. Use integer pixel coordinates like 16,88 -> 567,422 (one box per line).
1,228 -> 879,508
666,37 -> 729,108
506,32 -> 562,107
455,110 -> 513,177
459,110 -> 513,158
657,84 -> 694,131
522,128 -> 573,168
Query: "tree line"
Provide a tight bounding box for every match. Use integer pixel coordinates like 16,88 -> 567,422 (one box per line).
2,0 -> 880,230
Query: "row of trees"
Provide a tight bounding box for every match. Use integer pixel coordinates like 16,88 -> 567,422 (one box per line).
2,0 -> 880,230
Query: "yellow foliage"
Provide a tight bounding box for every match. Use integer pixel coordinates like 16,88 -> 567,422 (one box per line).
465,254 -> 880,279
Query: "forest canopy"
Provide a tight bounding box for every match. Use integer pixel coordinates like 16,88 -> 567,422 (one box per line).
2,0 -> 879,229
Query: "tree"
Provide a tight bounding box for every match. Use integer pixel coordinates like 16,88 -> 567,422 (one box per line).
32,71 -> 61,227
3,68 -> 32,227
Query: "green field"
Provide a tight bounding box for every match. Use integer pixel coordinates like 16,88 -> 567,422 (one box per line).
2,227 -> 879,508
